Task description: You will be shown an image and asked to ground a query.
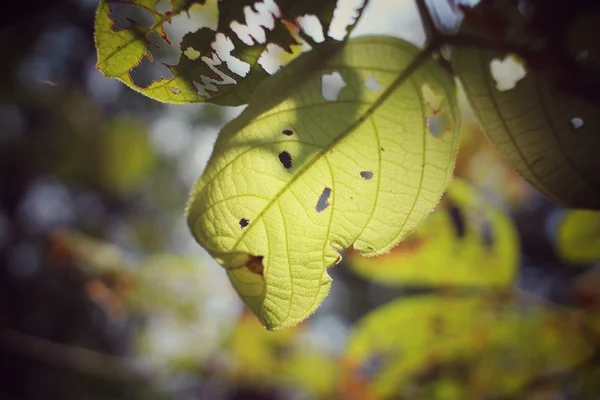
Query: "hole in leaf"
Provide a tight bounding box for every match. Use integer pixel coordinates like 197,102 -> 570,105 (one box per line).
490,55 -> 527,91
421,83 -> 449,137
570,117 -> 584,130
328,0 -> 365,40
321,72 -> 346,101
278,151 -> 292,169
421,83 -> 444,111
316,187 -> 332,212
282,129 -> 294,136
169,87 -> 181,94
239,218 -> 249,229
360,171 -> 374,180
183,46 -> 201,61
427,115 -> 446,137
297,15 -> 325,43
365,75 -> 382,91
245,255 -> 264,276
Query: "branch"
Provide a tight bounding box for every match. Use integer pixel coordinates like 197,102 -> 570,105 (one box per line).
415,0 -> 437,44
0,329 -> 157,382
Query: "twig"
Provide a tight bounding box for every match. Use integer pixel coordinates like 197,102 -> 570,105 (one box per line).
415,0 -> 437,45
0,329 -> 156,382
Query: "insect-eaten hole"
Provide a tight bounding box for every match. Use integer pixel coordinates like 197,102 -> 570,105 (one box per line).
427,115 -> 447,138
169,87 -> 181,94
489,54 -> 527,91
570,117 -> 584,130
316,187 -> 332,212
239,218 -> 250,229
365,75 -> 382,92
360,171 -> 374,180
278,151 -> 292,169
282,128 -> 294,136
421,83 -> 449,138
321,71 -> 346,101
245,255 -> 264,276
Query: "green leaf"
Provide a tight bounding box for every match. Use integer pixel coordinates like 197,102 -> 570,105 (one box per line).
94,0 -> 364,105
346,179 -> 519,287
556,210 -> 600,265
341,294 -> 595,400
452,4 -> 600,209
186,36 -> 461,330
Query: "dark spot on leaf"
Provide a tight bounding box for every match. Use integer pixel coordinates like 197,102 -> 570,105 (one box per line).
316,187 -> 332,212
448,202 -> 466,239
239,218 -> 249,229
360,171 -> 374,180
380,147 -> 385,152
360,353 -> 386,379
481,218 -> 494,249
272,342 -> 293,361
570,117 -> 584,130
278,151 -> 292,169
282,129 -> 294,136
245,255 -> 264,276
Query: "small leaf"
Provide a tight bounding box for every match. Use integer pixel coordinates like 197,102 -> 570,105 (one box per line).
452,2 -> 600,209
556,210 -> 600,265
94,0 -> 367,105
345,179 -> 519,287
186,36 -> 461,330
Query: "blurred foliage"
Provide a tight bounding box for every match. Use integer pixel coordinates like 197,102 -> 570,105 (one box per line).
2,0 -> 600,400
341,293 -> 598,400
556,210 -> 600,266
346,179 -> 519,287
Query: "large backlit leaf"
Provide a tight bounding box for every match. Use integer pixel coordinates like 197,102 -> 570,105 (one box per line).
346,179 -> 519,287
186,36 -> 461,330
340,295 -> 595,400
556,210 -> 600,265
95,0 -> 366,105
452,1 -> 600,209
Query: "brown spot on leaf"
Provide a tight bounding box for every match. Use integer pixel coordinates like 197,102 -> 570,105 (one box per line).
245,255 -> 264,276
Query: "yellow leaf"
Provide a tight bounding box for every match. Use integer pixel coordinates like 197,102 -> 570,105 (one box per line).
186,36 -> 461,330
556,210 -> 600,265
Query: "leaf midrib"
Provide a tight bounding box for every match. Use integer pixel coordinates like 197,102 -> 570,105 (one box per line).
228,48 -> 433,252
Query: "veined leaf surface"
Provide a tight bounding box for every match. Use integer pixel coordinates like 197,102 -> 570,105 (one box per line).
186,36 -> 460,330
452,1 -> 600,209
94,0 -> 366,105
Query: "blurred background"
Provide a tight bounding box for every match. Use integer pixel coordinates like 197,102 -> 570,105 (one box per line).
1,0 -> 599,399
